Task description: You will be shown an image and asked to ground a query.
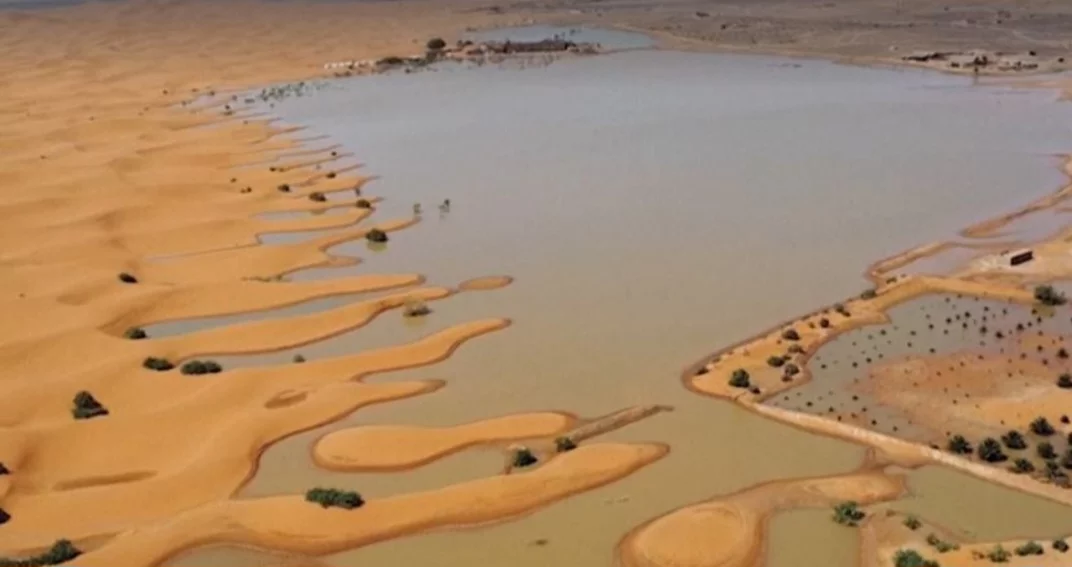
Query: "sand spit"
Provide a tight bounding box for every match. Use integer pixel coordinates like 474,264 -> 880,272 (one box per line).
458,275 -> 514,292
618,468 -> 906,567
313,412 -> 577,472
73,443 -> 666,567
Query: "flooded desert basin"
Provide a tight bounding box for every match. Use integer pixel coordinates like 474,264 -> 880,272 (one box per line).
167,45 -> 1072,566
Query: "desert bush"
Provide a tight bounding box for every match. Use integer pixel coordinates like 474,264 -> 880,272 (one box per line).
987,545 -> 1010,562
180,360 -> 223,375
781,328 -> 801,341
304,487 -> 364,509
513,447 -> 538,468
860,288 -> 878,300
0,463 -> 8,475
1058,374 -> 1072,389
1038,442 -> 1057,460
948,435 -> 973,454
892,549 -> 939,567
142,357 -> 174,372
1062,449 -> 1072,470
124,327 -> 148,340
819,318 -> 831,328
427,37 -> 447,50
1060,348 -> 1070,359
555,437 -> 577,453
72,391 -> 108,420
832,501 -> 866,526
1030,416 -> 1055,436
903,515 -> 922,530
1001,430 -> 1027,450
118,272 -> 138,284
1054,539 -> 1069,553
308,191 -> 327,202
0,508 -> 7,526
0,539 -> 82,567
366,228 -> 389,243
783,363 -> 800,377
926,533 -> 959,553
1014,541 -> 1044,556
978,438 -> 1007,463
293,354 -> 306,363
356,199 -> 372,209
835,303 -> 851,317
1035,285 -> 1067,306
728,369 -> 750,389
326,172 -> 336,179
1012,458 -> 1035,474
787,344 -> 804,355
767,355 -> 785,368
277,183 -> 291,193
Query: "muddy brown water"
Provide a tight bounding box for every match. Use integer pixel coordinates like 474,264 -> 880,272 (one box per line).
164,27 -> 1072,567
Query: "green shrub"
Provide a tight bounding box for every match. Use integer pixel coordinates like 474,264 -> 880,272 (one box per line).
180,360 -> 223,375
1014,541 -> 1044,556
903,515 -> 922,530
1030,416 -> 1055,436
978,437 -> 1007,462
117,272 -> 138,284
832,501 -> 866,526
892,549 -> 938,567
513,447 -> 538,468
304,487 -> 364,509
767,355 -> 785,368
124,327 -> 148,340
142,357 -> 174,372
427,37 -> 447,50
781,328 -> 801,341
1012,458 -> 1035,474
72,391 -> 108,420
1001,430 -> 1027,450
366,228 -> 389,243
356,199 -> 372,209
554,437 -> 577,453
1034,285 -> 1067,306
0,539 -> 82,567
860,288 -> 877,300
947,435 -> 973,454
987,545 -> 1010,562
728,369 -> 750,389
1039,442 -> 1057,460
1054,539 -> 1069,553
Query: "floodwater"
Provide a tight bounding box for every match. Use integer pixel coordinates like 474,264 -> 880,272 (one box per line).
169,27 -> 1072,567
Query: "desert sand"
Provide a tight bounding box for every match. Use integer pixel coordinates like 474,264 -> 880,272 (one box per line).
5,0 -> 1072,565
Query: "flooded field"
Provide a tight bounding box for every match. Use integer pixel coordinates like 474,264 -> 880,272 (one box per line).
166,28 -> 1072,567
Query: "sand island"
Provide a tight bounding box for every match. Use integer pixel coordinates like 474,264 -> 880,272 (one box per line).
3,1 -> 1072,566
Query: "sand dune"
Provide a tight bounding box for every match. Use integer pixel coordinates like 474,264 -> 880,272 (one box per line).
619,469 -> 905,567
314,412 -> 576,471
74,443 -> 667,567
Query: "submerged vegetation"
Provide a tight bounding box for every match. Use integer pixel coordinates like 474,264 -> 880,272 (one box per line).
304,487 -> 364,509
512,447 -> 538,468
831,501 -> 866,526
1034,285 -> 1066,306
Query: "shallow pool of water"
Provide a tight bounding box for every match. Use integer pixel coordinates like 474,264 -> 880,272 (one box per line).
176,42 -> 1072,566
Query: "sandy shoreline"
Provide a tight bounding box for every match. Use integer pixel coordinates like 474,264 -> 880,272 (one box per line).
4,0 -> 1072,566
